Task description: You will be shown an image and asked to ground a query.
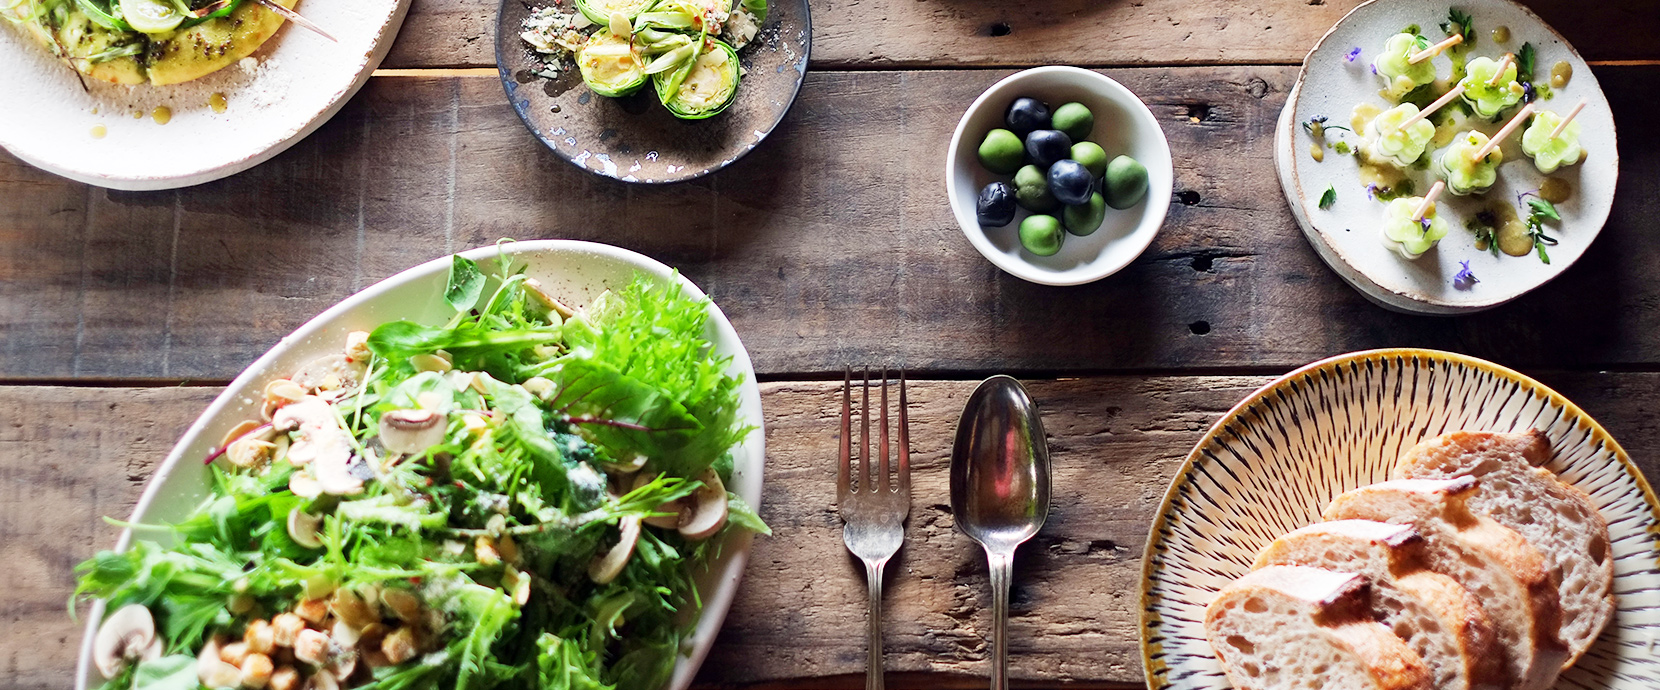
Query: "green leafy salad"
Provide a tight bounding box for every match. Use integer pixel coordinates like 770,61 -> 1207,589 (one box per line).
74,253 -> 766,690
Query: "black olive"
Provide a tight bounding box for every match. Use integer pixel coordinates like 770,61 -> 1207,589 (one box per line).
1024,129 -> 1072,170
1046,160 -> 1094,206
1005,97 -> 1052,136
976,182 -> 1018,227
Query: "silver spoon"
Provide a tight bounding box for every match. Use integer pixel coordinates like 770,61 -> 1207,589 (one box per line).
949,375 -> 1052,690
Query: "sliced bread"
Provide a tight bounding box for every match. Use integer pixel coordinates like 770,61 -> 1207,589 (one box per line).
1254,520 -> 1504,690
1394,430 -> 1614,664
1322,478 -> 1569,690
1205,565 -> 1432,690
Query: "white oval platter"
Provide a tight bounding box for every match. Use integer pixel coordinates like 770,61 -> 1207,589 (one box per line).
73,240 -> 767,690
0,0 -> 410,190
1277,0 -> 1617,314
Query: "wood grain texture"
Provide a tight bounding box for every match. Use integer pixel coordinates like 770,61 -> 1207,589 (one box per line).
4,65 -> 1659,381
382,0 -> 1660,70
5,375 -> 1658,687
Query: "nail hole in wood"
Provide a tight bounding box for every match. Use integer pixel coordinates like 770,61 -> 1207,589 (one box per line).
1176,190 -> 1201,205
1189,321 -> 1212,335
1191,255 -> 1214,272
987,22 -> 1012,37
1186,104 -> 1211,123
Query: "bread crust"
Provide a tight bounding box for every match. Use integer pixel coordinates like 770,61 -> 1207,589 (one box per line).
1395,430 -> 1615,666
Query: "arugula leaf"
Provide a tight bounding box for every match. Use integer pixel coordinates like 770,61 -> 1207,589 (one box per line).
131,655 -> 199,690
1319,186 -> 1337,210
445,255 -> 488,313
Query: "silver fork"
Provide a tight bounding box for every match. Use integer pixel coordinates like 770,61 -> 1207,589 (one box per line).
838,367 -> 911,690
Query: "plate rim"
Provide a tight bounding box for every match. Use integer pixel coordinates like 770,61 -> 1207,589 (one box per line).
1280,0 -> 1620,312
1136,347 -> 1660,688
0,0 -> 413,191
493,0 -> 812,185
71,239 -> 767,690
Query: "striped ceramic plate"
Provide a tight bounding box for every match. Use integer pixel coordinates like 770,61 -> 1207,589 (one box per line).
1140,349 -> 1660,689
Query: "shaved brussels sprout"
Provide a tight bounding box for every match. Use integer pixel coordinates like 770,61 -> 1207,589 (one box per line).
574,0 -> 660,26
577,29 -> 649,97
655,37 -> 740,119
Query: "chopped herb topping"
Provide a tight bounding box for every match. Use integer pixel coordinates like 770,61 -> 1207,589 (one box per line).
1319,186 -> 1337,210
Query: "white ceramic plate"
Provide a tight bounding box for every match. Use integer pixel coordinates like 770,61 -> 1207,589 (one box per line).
1,0 -> 410,190
1140,349 -> 1660,690
946,66 -> 1173,286
1278,0 -> 1617,314
73,240 -> 767,690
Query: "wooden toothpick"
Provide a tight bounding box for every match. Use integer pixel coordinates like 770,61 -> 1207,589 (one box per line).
1550,98 -> 1589,139
1413,180 -> 1446,221
1409,34 -> 1464,64
1487,53 -> 1515,86
1402,82 -> 1468,128
1474,103 -> 1535,160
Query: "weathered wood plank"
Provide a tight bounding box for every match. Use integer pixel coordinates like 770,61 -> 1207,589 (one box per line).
3,65 -> 1658,380
382,0 -> 1660,70
5,374 -> 1658,687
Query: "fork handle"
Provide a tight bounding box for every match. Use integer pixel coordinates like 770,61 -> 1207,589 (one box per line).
988,551 -> 1015,690
865,559 -> 887,690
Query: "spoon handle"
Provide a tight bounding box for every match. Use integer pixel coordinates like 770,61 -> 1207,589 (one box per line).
866,559 -> 887,690
988,550 -> 1015,690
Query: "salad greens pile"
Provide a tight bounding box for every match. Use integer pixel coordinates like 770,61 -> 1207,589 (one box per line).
75,252 -> 765,690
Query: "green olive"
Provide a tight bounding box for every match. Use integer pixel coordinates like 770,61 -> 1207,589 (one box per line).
978,129 -> 1025,174
1104,155 -> 1149,209
1070,142 -> 1108,179
1013,164 -> 1060,213
1063,192 -> 1107,236
1052,102 -> 1095,141
1018,215 -> 1065,256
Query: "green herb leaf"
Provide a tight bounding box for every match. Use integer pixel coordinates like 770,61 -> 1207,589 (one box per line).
445,255 -> 487,313
1441,8 -> 1474,47
1319,185 -> 1337,210
1528,197 -> 1560,221
1536,238 -> 1552,264
742,0 -> 767,23
1518,42 -> 1536,82
725,491 -> 771,535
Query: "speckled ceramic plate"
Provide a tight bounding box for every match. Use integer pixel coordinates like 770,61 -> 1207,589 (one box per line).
1277,0 -> 1617,314
1140,349 -> 1660,689
0,0 -> 410,190
496,0 -> 809,183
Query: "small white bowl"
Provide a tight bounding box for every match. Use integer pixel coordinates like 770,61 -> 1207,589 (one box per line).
945,66 -> 1173,286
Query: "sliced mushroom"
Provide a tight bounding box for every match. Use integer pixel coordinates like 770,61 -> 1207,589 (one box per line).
632,473 -> 684,529
379,589 -> 422,624
288,471 -> 322,499
523,278 -> 576,319
220,420 -> 263,450
273,397 -> 362,496
343,331 -> 371,364
329,588 -> 378,631
601,453 -> 648,476
588,516 -> 641,584
377,409 -> 448,456
94,604 -> 161,678
287,509 -> 323,549
677,468 -> 729,541
291,354 -> 367,394
410,353 -> 452,374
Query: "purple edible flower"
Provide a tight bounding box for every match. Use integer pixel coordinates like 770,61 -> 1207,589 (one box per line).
1516,189 -> 1539,205
1346,47 -> 1362,62
1453,261 -> 1479,290
1371,64 -> 1379,75
1419,217 -> 1433,232
1366,184 -> 1380,200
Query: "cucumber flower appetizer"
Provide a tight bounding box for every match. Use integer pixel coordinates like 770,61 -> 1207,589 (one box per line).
1436,130 -> 1503,195
1459,56 -> 1524,118
1380,195 -> 1450,259
1373,33 -> 1437,101
1363,103 -> 1437,169
1521,107 -> 1585,174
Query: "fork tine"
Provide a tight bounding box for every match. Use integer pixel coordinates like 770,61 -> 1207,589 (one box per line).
879,367 -> 891,493
861,366 -> 872,494
840,367 -> 852,499
897,368 -> 910,494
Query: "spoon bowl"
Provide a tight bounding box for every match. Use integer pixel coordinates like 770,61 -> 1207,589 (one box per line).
950,375 -> 1052,690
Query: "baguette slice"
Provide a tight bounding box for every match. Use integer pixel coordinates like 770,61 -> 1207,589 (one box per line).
1205,565 -> 1432,690
1323,479 -> 1568,690
1254,520 -> 1504,690
1395,430 -> 1614,664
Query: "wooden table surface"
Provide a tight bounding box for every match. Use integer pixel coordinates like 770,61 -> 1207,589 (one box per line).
4,1 -> 1660,688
